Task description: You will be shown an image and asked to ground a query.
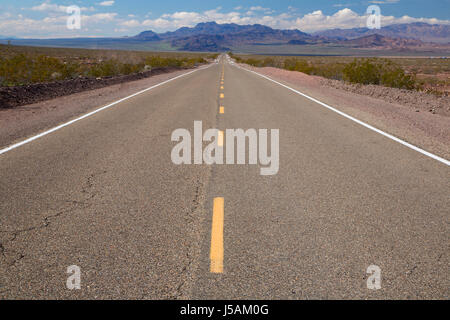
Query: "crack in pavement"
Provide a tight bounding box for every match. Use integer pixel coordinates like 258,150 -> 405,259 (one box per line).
0,170 -> 106,269
168,173 -> 211,300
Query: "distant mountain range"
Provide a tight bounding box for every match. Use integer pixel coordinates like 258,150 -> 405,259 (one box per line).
0,36 -> 18,40
341,34 -> 425,48
129,21 -> 449,51
314,22 -> 450,44
2,21 -> 449,53
131,22 -> 316,51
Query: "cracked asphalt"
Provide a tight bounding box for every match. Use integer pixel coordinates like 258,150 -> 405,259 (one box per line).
0,57 -> 449,299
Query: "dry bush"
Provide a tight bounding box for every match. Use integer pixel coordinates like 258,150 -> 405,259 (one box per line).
0,45 -> 210,86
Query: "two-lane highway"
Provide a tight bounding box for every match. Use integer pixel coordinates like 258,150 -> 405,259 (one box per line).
0,56 -> 448,299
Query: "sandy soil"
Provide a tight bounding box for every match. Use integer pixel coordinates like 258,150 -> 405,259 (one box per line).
0,67 -> 180,109
240,64 -> 450,160
0,67 -> 200,149
322,78 -> 450,117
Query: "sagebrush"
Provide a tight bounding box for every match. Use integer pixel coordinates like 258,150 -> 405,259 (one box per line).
230,52 -> 420,90
0,45 -> 214,86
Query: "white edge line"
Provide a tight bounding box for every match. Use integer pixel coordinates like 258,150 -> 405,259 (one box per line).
0,64 -> 212,156
233,63 -> 450,167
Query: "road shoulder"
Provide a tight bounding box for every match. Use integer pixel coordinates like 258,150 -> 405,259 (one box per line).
0,67 -> 204,149
238,64 -> 450,160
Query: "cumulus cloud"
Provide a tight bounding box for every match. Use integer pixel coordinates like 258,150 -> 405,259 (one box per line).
369,0 -> 400,3
0,5 -> 118,38
2,4 -> 450,38
291,8 -> 450,32
119,19 -> 141,28
138,7 -> 450,33
99,1 -> 115,6
31,1 -> 94,13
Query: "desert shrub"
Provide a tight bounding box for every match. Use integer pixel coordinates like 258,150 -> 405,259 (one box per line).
244,58 -> 261,67
145,56 -> 176,68
343,59 -> 382,85
228,52 -> 244,63
381,65 -> 416,90
284,59 -> 313,74
0,54 -> 80,85
0,48 -> 207,86
88,59 -> 120,77
343,58 -> 416,89
262,57 -> 276,67
310,63 -> 346,80
229,52 -> 430,90
119,62 -> 144,75
0,54 -> 30,85
207,53 -> 220,60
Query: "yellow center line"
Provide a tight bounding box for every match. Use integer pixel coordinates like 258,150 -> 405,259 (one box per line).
221,86 -> 224,90
219,106 -> 224,114
220,93 -> 224,99
218,130 -> 224,147
210,197 -> 224,273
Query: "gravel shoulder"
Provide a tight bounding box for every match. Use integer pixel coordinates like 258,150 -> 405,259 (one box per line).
0,67 -> 204,149
239,64 -> 450,160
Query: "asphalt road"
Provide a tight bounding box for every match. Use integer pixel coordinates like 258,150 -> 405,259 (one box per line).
0,56 -> 448,299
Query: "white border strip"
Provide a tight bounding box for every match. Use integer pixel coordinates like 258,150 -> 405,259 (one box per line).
234,63 -> 450,166
0,65 -> 212,156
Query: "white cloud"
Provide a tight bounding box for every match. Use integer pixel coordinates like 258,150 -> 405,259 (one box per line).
369,0 -> 400,3
0,9 -> 118,38
290,8 -> 450,32
138,7 -> 450,33
99,1 -> 115,6
250,6 -> 271,12
119,19 -> 141,27
2,5 -> 450,38
31,1 -> 94,13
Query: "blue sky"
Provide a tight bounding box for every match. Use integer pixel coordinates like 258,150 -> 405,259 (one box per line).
0,0 -> 449,38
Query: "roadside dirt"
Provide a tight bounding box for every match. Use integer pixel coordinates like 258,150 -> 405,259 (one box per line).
240,64 -> 450,160
322,78 -> 450,117
0,67 -> 182,109
0,67 -> 202,149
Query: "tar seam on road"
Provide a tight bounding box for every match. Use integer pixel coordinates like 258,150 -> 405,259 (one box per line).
234,63 -> 450,167
210,197 -> 224,273
0,64 -> 214,156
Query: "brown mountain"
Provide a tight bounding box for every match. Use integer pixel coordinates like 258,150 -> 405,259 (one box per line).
342,34 -> 425,48
315,22 -> 450,44
168,22 -> 318,51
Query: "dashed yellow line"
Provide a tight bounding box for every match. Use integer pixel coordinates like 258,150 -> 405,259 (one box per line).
220,68 -> 225,114
210,197 -> 224,273
218,130 -> 224,147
